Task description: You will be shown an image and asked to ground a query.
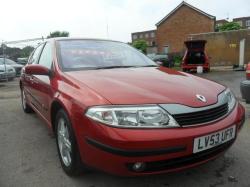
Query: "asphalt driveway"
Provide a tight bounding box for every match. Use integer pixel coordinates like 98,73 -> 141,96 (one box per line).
0,71 -> 249,187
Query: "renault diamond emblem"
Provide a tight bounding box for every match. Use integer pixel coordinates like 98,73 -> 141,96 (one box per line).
196,94 -> 207,103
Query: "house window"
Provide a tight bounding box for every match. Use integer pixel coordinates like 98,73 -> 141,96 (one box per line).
151,32 -> 155,38
139,34 -> 143,39
145,33 -> 149,38
246,20 -> 250,27
133,35 -> 138,40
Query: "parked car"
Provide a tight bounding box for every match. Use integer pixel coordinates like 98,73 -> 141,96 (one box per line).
0,58 -> 23,76
0,64 -> 16,81
246,63 -> 250,80
182,40 -> 210,72
148,53 -> 173,67
20,38 -> 245,176
17,57 -> 28,65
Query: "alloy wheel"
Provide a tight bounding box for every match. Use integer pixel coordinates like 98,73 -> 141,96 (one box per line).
57,118 -> 72,167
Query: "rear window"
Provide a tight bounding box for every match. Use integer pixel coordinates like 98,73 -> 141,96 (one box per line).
0,58 -> 16,65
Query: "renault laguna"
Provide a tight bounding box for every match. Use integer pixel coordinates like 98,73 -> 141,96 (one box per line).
20,38 -> 245,176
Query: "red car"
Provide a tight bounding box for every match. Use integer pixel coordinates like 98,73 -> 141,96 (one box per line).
20,38 -> 245,176
182,40 -> 210,72
246,63 -> 250,80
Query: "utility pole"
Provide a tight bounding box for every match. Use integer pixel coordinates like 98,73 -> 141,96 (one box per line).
1,41 -> 7,81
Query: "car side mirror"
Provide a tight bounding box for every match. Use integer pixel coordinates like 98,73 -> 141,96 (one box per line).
24,64 -> 50,76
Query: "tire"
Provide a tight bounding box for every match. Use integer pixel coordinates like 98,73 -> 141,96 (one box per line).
55,109 -> 83,176
204,68 -> 210,73
21,88 -> 34,113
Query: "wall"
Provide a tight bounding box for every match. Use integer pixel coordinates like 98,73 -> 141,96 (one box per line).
156,5 -> 215,53
189,29 -> 250,66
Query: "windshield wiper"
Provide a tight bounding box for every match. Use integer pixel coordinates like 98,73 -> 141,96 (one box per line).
140,65 -> 158,67
83,65 -> 158,70
96,66 -> 137,69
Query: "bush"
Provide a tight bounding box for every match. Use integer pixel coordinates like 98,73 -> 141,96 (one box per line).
132,40 -> 148,54
168,52 -> 183,67
217,22 -> 242,32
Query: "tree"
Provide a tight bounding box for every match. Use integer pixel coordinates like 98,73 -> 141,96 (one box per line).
47,31 -> 70,38
217,22 -> 242,32
132,40 -> 148,54
20,46 -> 34,58
0,45 -> 34,60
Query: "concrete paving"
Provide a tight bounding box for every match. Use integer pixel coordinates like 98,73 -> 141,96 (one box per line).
0,71 -> 249,187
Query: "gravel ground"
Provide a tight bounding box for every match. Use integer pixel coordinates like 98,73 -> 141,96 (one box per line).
0,71 -> 249,187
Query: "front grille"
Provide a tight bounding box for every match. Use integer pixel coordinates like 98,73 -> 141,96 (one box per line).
127,139 -> 234,173
172,103 -> 229,126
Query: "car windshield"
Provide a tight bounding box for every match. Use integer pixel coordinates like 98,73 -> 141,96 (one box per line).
0,58 -> 17,65
57,40 -> 157,71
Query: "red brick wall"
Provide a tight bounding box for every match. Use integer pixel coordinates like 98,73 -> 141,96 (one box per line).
156,5 -> 215,53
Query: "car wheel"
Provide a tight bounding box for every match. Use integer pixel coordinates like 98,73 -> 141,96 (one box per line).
21,88 -> 34,113
204,68 -> 210,73
55,109 -> 83,176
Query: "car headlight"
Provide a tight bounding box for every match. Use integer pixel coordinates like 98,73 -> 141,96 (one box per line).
85,105 -> 179,128
224,88 -> 236,112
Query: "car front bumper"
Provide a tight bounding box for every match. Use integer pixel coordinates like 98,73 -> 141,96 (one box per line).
182,64 -> 210,71
76,102 -> 245,176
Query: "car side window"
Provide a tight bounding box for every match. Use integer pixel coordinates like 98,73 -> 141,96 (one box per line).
38,42 -> 53,69
29,44 -> 44,64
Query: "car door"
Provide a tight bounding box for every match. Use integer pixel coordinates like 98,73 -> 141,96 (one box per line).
23,44 -> 44,108
30,42 -> 54,120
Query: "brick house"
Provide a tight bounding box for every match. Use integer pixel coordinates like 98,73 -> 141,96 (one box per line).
233,17 -> 250,29
131,1 -> 215,54
131,30 -> 156,46
131,30 -> 157,54
156,1 -> 215,53
216,19 -> 229,27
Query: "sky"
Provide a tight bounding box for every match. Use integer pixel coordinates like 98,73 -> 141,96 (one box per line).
0,0 -> 249,44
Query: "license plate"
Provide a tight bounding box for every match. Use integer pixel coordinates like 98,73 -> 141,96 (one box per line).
193,125 -> 236,153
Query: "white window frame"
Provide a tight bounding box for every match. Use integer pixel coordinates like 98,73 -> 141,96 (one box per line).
246,20 -> 250,27
151,32 -> 155,38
